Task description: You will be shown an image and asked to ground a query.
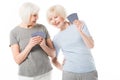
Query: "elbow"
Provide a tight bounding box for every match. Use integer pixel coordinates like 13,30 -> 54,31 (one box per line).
89,44 -> 94,48
88,38 -> 94,48
52,57 -> 57,63
87,42 -> 94,49
89,40 -> 94,48
15,60 -> 21,65
14,57 -> 22,65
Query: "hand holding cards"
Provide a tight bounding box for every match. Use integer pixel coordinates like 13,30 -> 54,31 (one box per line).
67,13 -> 79,24
67,13 -> 84,30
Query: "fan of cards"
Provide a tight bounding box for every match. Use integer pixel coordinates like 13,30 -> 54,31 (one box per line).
31,31 -> 46,38
67,13 -> 79,24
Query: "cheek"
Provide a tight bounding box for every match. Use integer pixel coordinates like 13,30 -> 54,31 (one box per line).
49,21 -> 54,25
49,21 -> 52,25
50,22 -> 57,27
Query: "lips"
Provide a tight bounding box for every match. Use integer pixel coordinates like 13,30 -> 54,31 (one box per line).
33,21 -> 36,23
56,22 -> 60,26
53,22 -> 59,26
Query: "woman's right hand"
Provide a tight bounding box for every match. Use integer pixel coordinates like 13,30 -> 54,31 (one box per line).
52,57 -> 63,70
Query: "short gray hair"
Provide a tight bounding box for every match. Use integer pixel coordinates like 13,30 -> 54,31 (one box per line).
47,5 -> 66,23
19,2 -> 39,23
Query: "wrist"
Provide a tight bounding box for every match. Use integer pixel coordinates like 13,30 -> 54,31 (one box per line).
39,43 -> 46,47
26,44 -> 32,50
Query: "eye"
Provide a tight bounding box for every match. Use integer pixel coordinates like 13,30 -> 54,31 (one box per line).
54,16 -> 58,18
33,14 -> 38,17
49,18 -> 52,21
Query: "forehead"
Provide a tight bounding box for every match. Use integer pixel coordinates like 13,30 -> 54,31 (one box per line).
49,12 -> 58,17
49,11 -> 60,18
31,12 -> 38,15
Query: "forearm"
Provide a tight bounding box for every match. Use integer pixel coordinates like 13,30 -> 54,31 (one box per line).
79,31 -> 94,48
73,20 -> 94,48
15,45 -> 32,64
40,44 -> 56,58
52,57 -> 62,70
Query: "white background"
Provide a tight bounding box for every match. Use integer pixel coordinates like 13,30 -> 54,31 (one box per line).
0,0 -> 120,80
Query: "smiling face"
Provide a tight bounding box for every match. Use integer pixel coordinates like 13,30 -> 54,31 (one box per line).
47,5 -> 67,29
48,13 -> 65,29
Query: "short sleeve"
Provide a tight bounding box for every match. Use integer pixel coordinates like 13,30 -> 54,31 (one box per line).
82,23 -> 91,37
9,30 -> 18,47
44,27 -> 50,39
53,36 -> 61,57
40,24 -> 50,39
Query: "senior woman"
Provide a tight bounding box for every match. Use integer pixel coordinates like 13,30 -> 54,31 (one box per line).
9,2 -> 56,80
46,5 -> 98,80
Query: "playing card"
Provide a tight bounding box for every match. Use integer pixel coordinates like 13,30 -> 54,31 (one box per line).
31,31 -> 46,38
67,13 -> 79,24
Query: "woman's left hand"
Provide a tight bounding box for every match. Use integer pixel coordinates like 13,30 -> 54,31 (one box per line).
39,38 -> 46,47
73,20 -> 83,31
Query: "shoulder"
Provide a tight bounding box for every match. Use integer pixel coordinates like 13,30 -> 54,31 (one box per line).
10,26 -> 21,39
53,32 -> 61,41
35,23 -> 48,30
53,35 -> 58,44
36,23 -> 46,28
10,26 -> 20,34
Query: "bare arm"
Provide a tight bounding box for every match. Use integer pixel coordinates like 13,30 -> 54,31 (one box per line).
11,44 -> 32,64
73,20 -> 94,48
79,31 -> 94,48
11,36 -> 41,64
52,57 -> 63,70
39,38 -> 62,70
39,38 -> 56,58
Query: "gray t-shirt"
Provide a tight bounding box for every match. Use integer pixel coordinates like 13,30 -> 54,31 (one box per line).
10,24 -> 52,77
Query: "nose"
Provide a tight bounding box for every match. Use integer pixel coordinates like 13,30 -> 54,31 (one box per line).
51,19 -> 57,24
36,16 -> 38,20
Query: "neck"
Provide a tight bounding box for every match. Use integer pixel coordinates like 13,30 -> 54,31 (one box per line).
20,22 -> 33,29
60,21 -> 70,31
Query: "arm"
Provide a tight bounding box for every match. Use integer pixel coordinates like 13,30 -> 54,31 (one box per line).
11,36 -> 41,64
11,44 -> 32,65
39,38 -> 62,70
39,38 -> 56,58
79,30 -> 94,48
73,20 -> 94,48
52,57 -> 63,70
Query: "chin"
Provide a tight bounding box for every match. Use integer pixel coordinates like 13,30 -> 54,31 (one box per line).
57,26 -> 61,29
33,22 -> 36,25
